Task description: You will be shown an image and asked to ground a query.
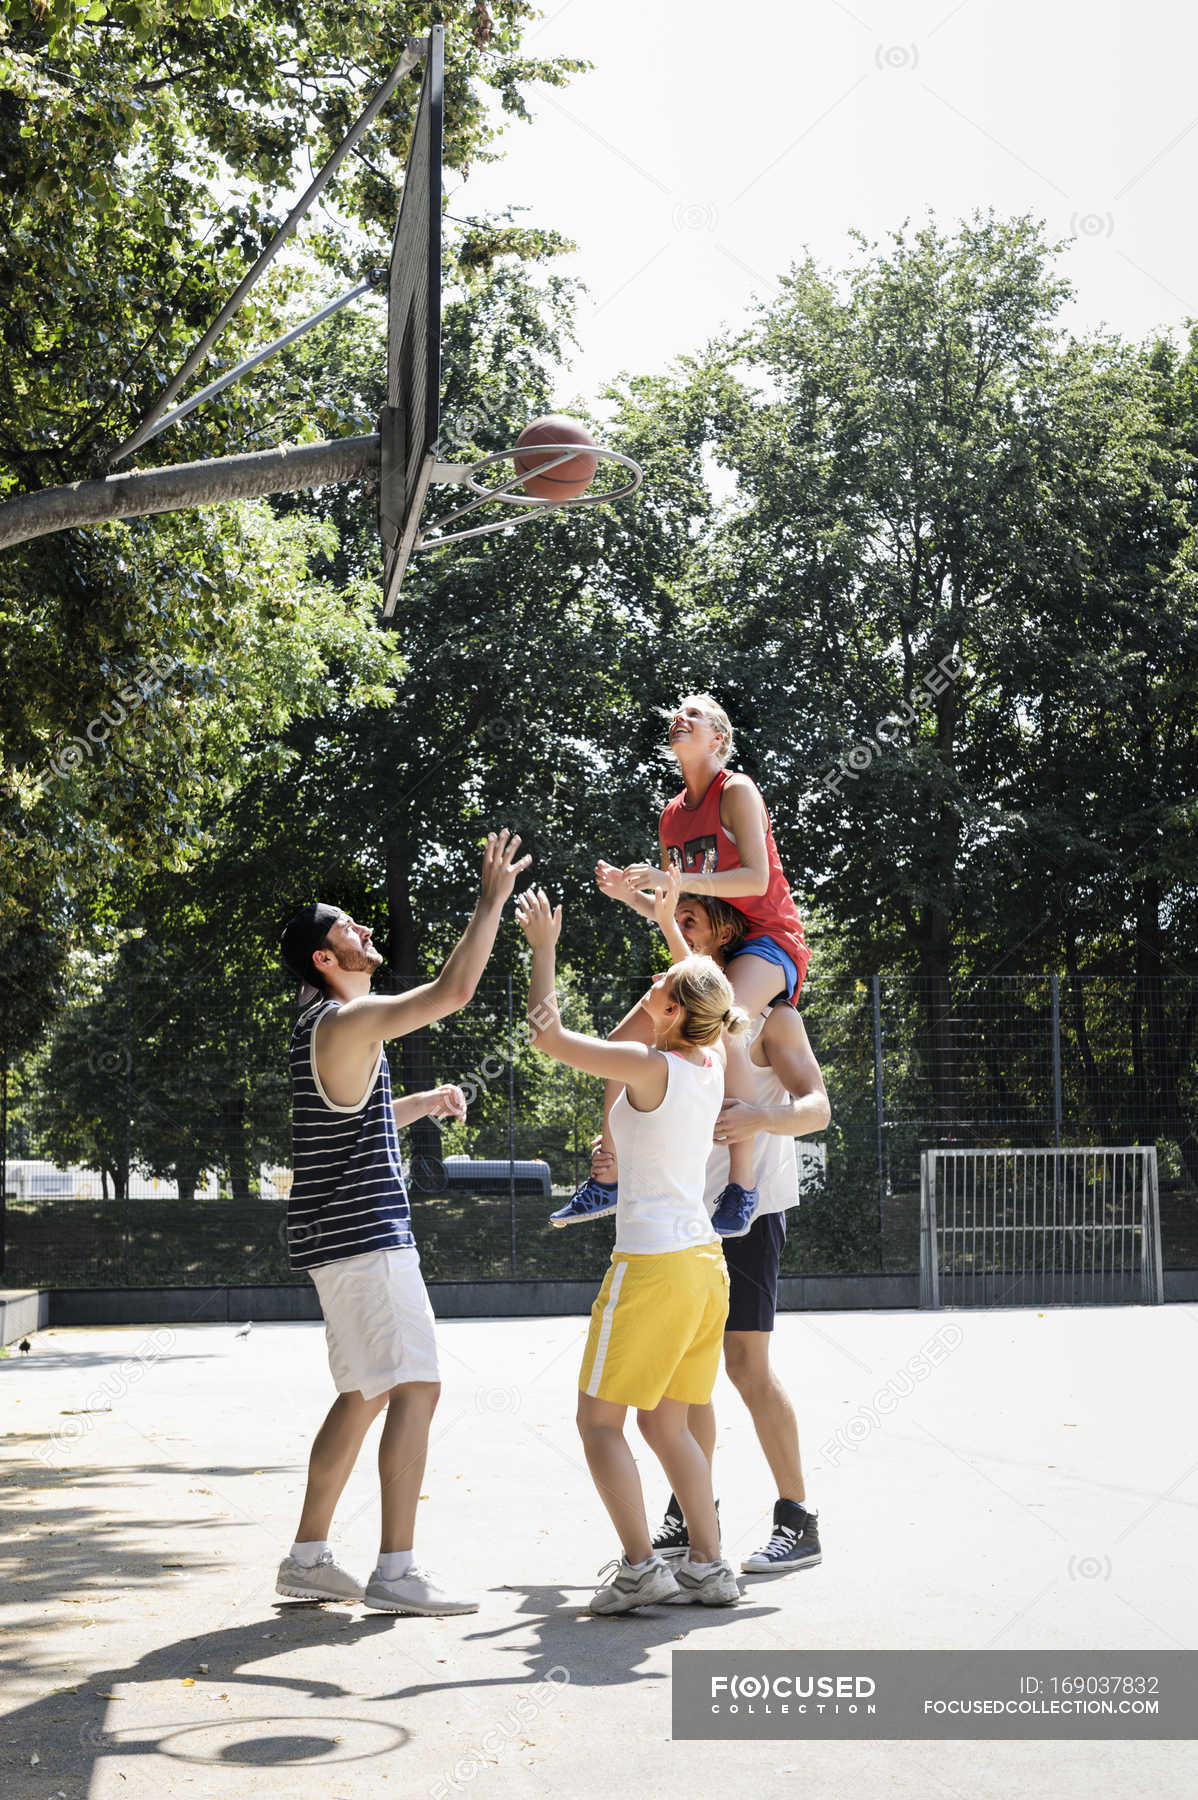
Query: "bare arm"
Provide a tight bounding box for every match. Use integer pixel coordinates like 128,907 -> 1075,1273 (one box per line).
715,1009 -> 831,1144
622,780 -> 770,902
678,776 -> 771,899
648,867 -> 690,964
321,831 -> 530,1060
393,1084 -> 467,1130
517,888 -> 668,1109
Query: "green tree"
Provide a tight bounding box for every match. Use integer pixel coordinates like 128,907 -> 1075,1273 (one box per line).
1,0 -> 581,1038
671,213 -> 1197,1140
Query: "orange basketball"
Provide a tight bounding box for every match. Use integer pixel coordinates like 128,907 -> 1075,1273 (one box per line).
513,414 -> 598,500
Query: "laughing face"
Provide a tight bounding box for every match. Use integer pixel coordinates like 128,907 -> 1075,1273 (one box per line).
319,913 -> 384,976
667,698 -> 723,760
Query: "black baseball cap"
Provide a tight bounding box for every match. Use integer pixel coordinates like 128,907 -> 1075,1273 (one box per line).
280,902 -> 344,1006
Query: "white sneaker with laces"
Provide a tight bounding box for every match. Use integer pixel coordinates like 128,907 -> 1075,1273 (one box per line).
275,1549 -> 364,1602
363,1565 -> 479,1615
661,1558 -> 741,1606
588,1554 -> 681,1615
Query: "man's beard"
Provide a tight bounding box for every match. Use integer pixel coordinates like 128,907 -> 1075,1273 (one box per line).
334,943 -> 383,974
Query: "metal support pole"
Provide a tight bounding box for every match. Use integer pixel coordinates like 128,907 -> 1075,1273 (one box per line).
108,38 -> 426,466
127,277 -> 382,452
872,974 -> 886,1268
507,975 -> 517,1279
1051,972 -> 1063,1148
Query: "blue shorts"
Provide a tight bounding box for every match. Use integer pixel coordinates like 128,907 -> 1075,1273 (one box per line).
727,935 -> 798,1004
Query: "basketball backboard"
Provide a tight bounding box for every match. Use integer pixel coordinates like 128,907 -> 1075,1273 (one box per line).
379,23 -> 443,619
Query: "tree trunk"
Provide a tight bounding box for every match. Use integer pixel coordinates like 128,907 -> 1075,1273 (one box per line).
173,1154 -> 203,1205
221,1087 -> 255,1203
918,922 -> 956,1137
385,840 -> 443,1192
1064,936 -> 1111,1142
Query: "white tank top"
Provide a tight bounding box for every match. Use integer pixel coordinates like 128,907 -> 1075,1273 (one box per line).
609,1050 -> 723,1255
703,1015 -> 799,1223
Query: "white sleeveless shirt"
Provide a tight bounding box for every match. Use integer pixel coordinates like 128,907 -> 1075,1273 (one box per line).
703,1015 -> 799,1223
609,1050 -> 723,1255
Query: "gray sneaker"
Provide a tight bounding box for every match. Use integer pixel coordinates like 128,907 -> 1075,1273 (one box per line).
363,1565 -> 479,1616
589,1554 -> 681,1615
661,1558 -> 741,1606
276,1550 -> 364,1602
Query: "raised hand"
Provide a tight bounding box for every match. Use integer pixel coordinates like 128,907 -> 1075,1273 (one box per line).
623,861 -> 673,896
515,886 -> 562,948
595,859 -> 626,899
648,863 -> 682,927
480,829 -> 533,908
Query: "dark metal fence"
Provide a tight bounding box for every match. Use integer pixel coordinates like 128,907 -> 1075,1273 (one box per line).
3,973 -> 1196,1288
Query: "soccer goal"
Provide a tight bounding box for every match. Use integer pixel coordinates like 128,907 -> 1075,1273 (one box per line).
919,1146 -> 1165,1309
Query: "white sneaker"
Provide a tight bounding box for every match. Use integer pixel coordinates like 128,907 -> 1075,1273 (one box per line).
276,1550 -> 364,1602
661,1558 -> 741,1606
363,1565 -> 479,1615
588,1555 -> 681,1615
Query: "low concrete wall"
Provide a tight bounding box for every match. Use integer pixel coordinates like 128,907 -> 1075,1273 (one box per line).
0,1288 -> 51,1346
25,1270 -> 1197,1328
45,1273 -> 921,1325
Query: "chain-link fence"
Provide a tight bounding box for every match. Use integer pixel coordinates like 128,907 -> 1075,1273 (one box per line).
3,973 -> 1196,1288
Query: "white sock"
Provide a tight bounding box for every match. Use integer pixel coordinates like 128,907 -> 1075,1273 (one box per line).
683,1558 -> 720,1574
378,1549 -> 415,1580
289,1539 -> 328,1567
626,1556 -> 654,1572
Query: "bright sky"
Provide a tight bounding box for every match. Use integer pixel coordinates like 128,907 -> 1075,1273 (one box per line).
455,0 -> 1198,407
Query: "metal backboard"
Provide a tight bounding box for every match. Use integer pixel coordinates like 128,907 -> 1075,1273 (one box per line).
379,24 -> 443,617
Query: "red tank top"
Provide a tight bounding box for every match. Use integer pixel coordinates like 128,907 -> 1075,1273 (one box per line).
659,769 -> 809,1001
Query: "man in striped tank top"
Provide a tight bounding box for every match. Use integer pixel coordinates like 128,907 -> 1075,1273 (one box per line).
274,830 -> 530,1617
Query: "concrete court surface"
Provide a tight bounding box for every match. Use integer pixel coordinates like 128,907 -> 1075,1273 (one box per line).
3,1304 -> 1198,1800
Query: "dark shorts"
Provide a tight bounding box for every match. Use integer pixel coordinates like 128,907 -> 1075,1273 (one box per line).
722,1210 -> 787,1333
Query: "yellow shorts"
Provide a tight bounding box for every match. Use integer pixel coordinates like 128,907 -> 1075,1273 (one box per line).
579,1243 -> 730,1412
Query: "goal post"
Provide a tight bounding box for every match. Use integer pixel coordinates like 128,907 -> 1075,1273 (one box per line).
920,1146 -> 1165,1309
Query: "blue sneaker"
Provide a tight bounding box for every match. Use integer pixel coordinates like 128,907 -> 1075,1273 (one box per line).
549,1177 -> 618,1227
711,1182 -> 758,1236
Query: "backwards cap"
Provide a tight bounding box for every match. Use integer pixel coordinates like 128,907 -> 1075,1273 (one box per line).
280,902 -> 344,1007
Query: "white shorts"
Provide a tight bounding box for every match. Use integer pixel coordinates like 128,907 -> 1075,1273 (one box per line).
309,1246 -> 440,1400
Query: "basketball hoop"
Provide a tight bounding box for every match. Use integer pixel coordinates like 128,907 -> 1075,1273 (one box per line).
412,442 -> 644,551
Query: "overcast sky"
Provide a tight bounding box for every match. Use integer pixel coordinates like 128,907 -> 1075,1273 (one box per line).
455,0 -> 1198,408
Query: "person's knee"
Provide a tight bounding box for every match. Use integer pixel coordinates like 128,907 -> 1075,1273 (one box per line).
386,1379 -> 440,1413
724,1336 -> 772,1396
636,1408 -> 679,1450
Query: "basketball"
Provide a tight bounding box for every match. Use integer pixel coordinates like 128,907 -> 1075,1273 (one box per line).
513,414 -> 598,500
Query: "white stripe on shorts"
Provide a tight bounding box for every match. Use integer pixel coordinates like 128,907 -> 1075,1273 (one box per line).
585,1259 -> 628,1397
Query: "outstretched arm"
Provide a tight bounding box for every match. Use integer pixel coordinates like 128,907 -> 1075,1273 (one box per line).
393,1084 -> 467,1130
322,831 -> 531,1059
517,888 -> 668,1107
648,866 -> 689,964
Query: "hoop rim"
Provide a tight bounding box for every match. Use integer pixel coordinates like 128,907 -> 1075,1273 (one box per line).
460,441 -> 643,508
412,439 -> 645,553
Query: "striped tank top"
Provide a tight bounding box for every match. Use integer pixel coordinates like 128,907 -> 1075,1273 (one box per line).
287,999 -> 414,1271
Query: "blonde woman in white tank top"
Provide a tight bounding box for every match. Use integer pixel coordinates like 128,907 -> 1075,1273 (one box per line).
517,887 -> 752,1615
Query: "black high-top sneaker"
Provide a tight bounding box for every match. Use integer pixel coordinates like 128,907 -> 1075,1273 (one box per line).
650,1494 -> 720,1563
740,1498 -> 821,1573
